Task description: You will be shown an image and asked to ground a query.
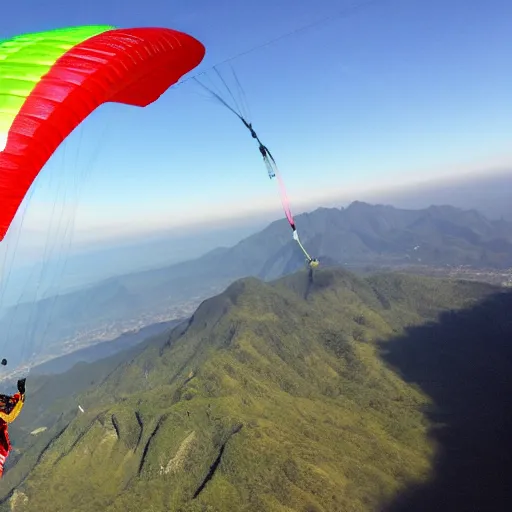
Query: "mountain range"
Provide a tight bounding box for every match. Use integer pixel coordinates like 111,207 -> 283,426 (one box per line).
1,267 -> 511,511
6,171 -> 511,314
1,201 -> 511,368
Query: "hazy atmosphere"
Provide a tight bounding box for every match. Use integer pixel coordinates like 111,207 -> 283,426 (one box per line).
2,0 -> 512,245
0,1 -> 510,510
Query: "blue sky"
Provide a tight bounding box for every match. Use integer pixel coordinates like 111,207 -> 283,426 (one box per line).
1,0 -> 512,251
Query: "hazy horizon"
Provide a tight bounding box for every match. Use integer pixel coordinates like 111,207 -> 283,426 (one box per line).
1,169 -> 510,311
2,1 -> 512,243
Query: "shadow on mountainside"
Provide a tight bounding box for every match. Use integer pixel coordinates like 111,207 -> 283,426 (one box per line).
379,289 -> 512,512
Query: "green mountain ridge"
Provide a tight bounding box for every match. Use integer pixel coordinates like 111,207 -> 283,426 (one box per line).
2,267 -> 510,511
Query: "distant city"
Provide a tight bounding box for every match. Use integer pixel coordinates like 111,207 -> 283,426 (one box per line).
6,286 -> 226,380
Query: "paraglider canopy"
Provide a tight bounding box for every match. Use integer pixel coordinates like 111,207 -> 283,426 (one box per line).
0,25 -> 205,241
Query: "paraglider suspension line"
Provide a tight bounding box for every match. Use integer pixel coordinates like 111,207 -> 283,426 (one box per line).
194,72 -> 317,265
